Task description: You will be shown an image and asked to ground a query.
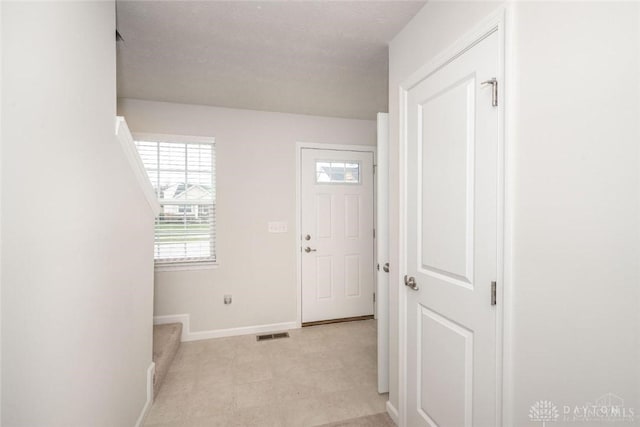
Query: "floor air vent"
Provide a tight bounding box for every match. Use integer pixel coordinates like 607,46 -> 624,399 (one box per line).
256,332 -> 290,342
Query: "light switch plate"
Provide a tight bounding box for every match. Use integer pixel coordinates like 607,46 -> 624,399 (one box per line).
268,221 -> 288,233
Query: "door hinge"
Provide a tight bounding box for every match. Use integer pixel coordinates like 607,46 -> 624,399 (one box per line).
373,292 -> 376,303
491,281 -> 497,306
481,78 -> 498,107
373,164 -> 377,175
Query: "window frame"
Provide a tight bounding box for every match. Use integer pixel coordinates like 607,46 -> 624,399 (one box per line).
133,132 -> 218,271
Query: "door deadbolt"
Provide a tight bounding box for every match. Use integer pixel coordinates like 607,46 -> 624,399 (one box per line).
304,234 -> 311,241
383,263 -> 390,273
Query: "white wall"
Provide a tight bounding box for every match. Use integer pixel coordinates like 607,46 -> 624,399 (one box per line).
118,98 -> 376,333
0,1 -> 3,420
507,3 -> 640,423
388,0 -> 640,422
2,3 -> 155,426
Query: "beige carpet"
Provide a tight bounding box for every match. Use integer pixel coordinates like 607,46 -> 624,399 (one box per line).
145,320 -> 386,426
315,413 -> 395,427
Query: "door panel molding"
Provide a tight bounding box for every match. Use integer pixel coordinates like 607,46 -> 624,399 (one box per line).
397,7 -> 508,427
417,304 -> 474,427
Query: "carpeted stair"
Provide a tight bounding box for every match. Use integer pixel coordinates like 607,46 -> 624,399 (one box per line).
152,323 -> 182,398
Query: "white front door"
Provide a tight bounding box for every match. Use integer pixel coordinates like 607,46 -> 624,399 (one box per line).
301,148 -> 375,323
404,31 -> 500,426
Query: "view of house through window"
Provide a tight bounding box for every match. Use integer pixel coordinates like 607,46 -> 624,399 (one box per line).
135,138 -> 216,264
315,160 -> 360,184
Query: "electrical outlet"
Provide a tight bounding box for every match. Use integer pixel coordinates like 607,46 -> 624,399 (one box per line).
224,295 -> 232,305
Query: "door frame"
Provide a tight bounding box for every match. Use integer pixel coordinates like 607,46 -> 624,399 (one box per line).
376,113 -> 390,394
295,142 -> 377,328
396,7 -> 510,427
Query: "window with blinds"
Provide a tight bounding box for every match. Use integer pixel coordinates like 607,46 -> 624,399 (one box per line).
134,137 -> 216,264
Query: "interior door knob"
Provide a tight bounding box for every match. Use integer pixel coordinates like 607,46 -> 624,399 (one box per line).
304,247 -> 317,253
404,275 -> 419,291
383,263 -> 390,273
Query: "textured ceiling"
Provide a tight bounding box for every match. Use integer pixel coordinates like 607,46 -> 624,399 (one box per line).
116,1 -> 425,120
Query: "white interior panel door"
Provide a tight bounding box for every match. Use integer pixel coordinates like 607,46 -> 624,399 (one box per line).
301,148 -> 374,323
405,31 -> 499,427
376,113 -> 390,393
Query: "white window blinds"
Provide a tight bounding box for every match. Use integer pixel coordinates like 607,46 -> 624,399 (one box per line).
135,138 -> 216,264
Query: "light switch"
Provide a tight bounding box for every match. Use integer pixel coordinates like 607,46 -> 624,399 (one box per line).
268,221 -> 288,233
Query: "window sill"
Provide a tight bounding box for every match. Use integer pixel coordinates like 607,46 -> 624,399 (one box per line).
154,261 -> 218,272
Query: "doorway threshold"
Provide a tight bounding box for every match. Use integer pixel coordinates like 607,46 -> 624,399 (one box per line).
302,314 -> 374,327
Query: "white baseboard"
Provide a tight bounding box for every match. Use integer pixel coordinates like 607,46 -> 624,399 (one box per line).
153,314 -> 297,342
186,321 -> 298,341
386,400 -> 399,426
134,362 -> 155,427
